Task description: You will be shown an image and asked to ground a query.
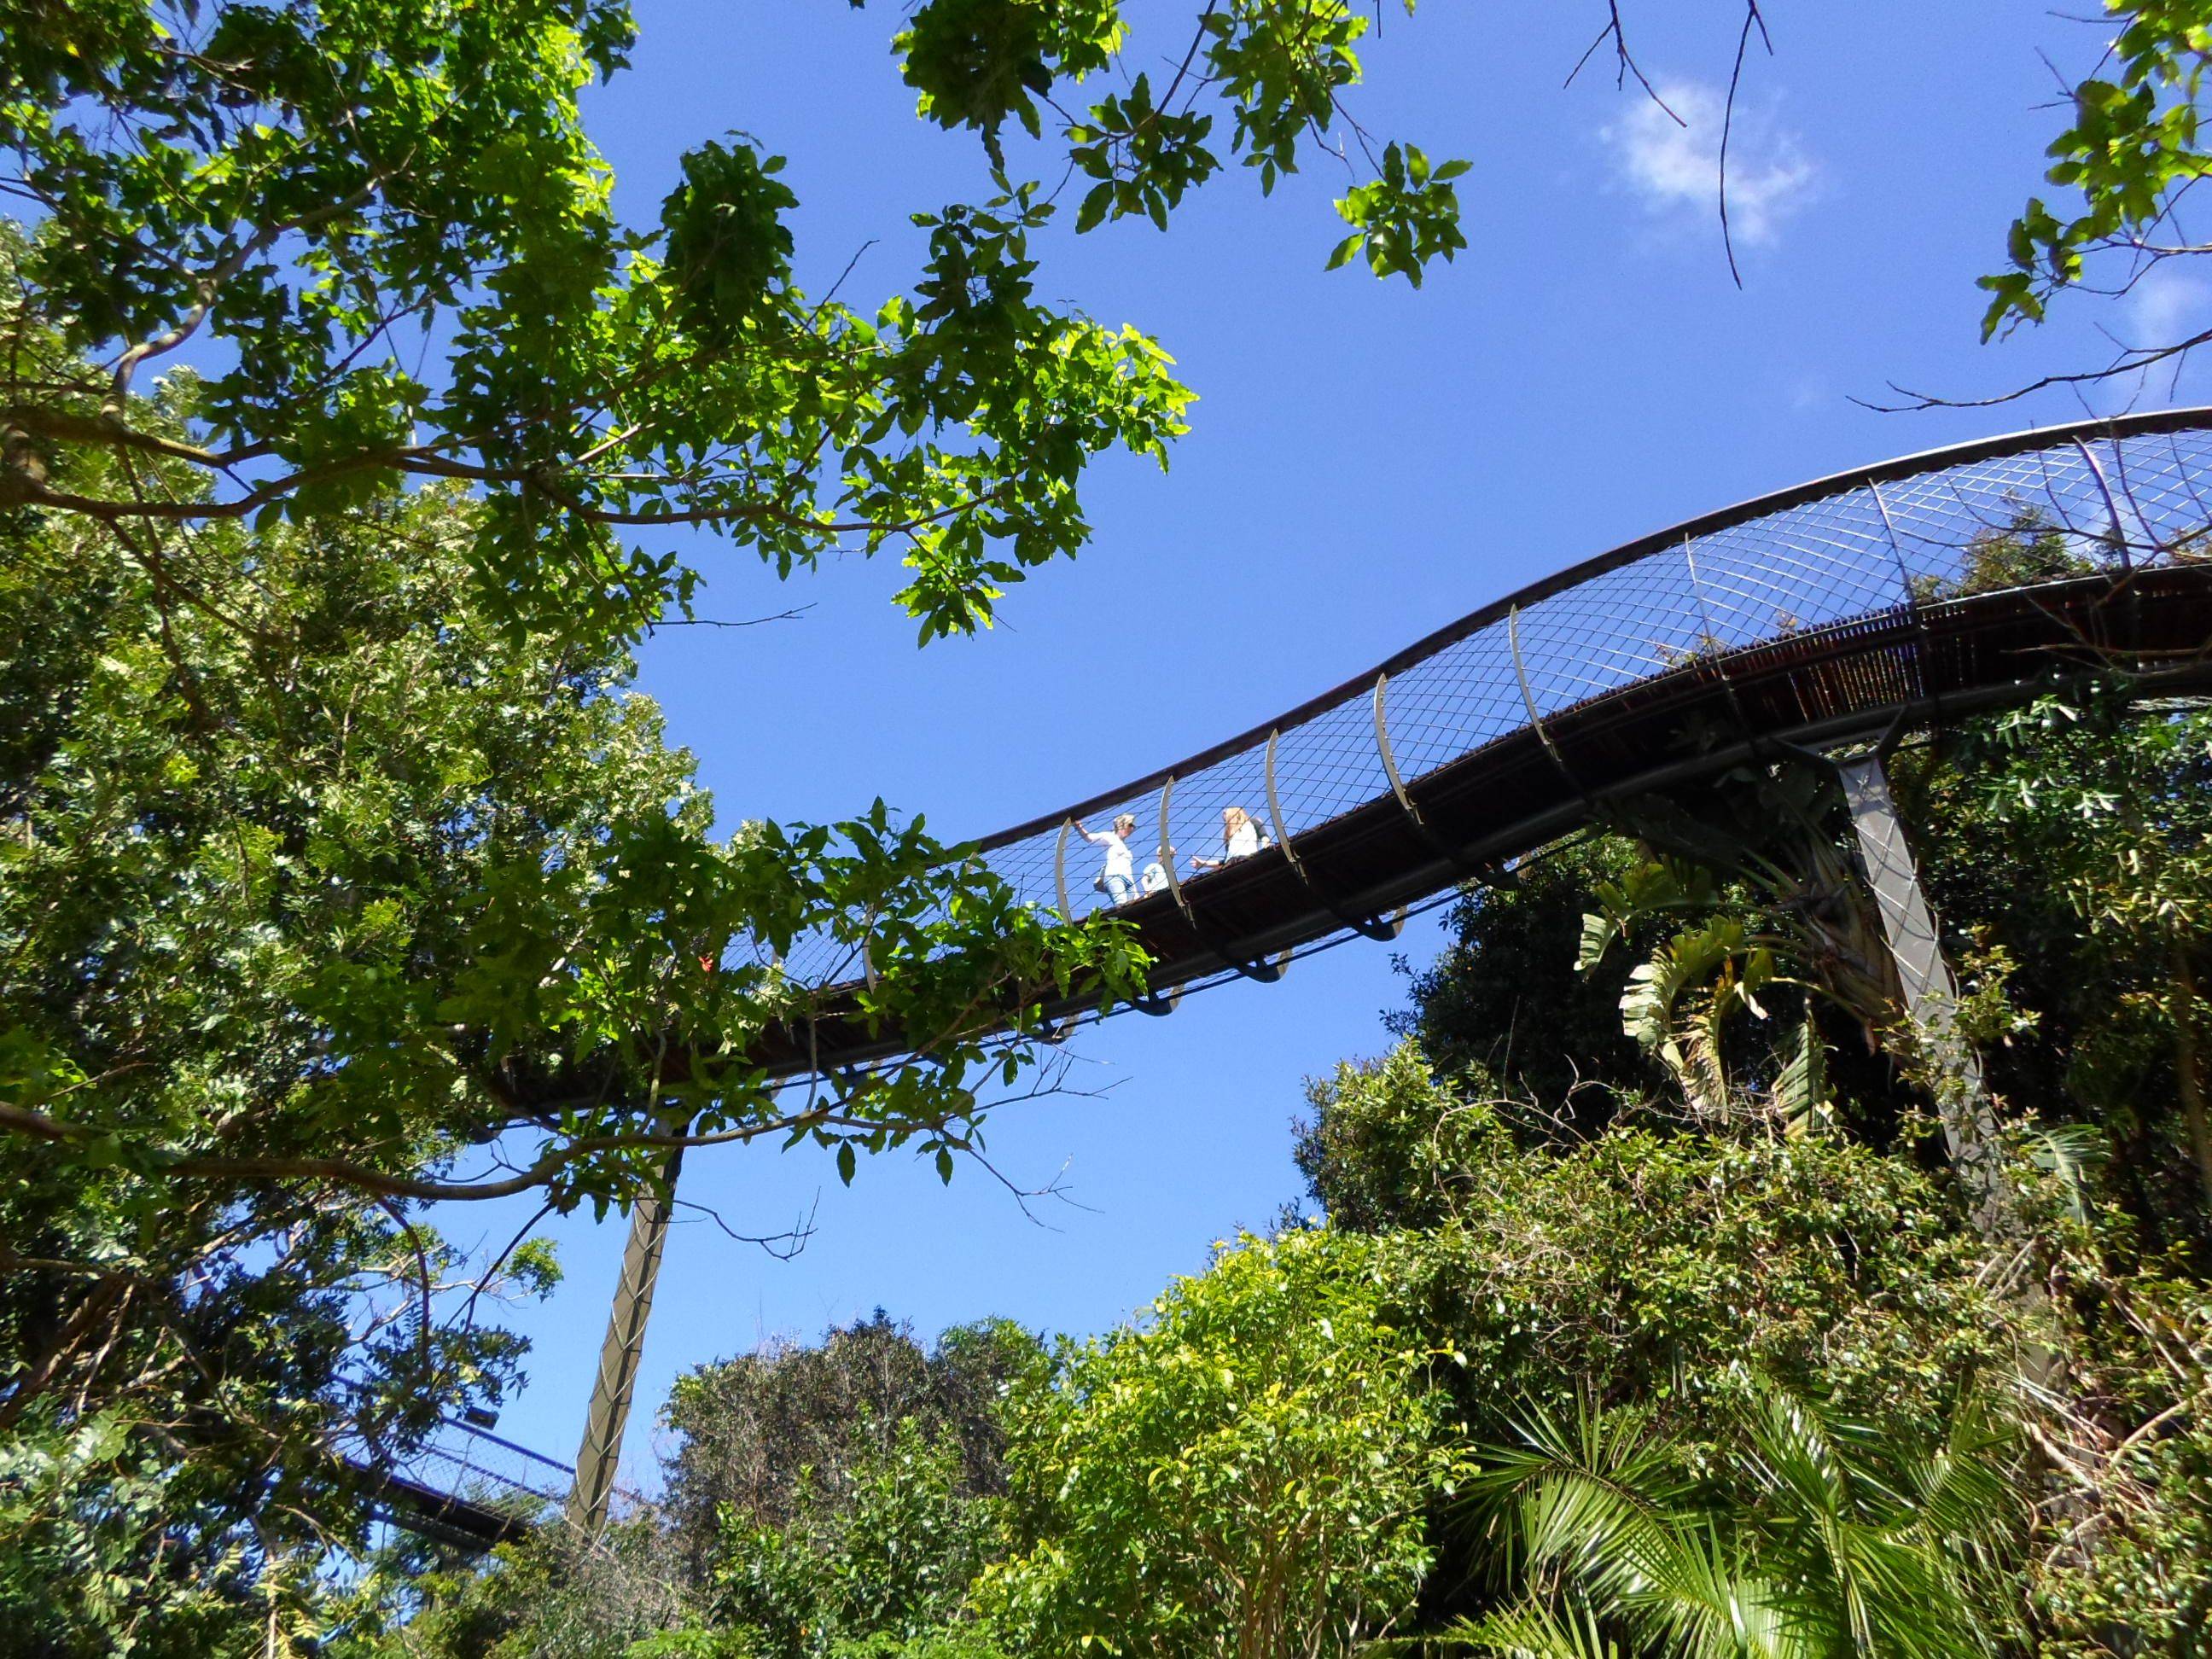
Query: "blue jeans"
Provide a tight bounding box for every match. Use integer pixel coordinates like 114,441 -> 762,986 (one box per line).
1100,870 -> 1136,906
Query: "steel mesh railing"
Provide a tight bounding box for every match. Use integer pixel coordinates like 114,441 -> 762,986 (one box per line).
763,412 -> 2212,992
395,1416 -> 573,1505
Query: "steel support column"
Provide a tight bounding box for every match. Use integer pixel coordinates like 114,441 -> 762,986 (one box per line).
1836,755 -> 2009,1233
568,1144 -> 683,1533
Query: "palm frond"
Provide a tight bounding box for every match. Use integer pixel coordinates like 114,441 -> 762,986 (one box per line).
1437,1598 -> 1621,1659
1773,1013 -> 1829,1134
1458,1378 -> 2026,1659
2019,1121 -> 2106,1223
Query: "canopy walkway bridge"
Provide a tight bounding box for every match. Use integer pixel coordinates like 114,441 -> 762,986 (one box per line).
754,407 -> 2212,1071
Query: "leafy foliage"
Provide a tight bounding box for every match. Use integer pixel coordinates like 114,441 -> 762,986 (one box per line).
1390,835 -> 1657,1121
978,1228 -> 1448,1657
1980,3 -> 2212,343
0,1410 -> 274,1656
0,323 -> 1135,1632
710,1417 -> 1001,1659
328,1512 -> 699,1659
0,3 -> 1475,1643
0,0 -> 1465,640
1301,1047 -> 2019,1431
1908,509 -> 2096,602
1904,690 -> 2212,1233
1402,765 -> 1905,1143
1357,690 -> 2212,1656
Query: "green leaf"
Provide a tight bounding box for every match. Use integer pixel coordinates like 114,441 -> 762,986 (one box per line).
1076,181 -> 1114,233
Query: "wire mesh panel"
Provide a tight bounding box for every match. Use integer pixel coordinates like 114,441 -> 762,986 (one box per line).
1881,444 -> 2111,590
1511,557 -> 1713,719
1690,490 -> 1905,649
1381,619 -> 1526,782
1165,742 -> 1277,882
2110,428 -> 2212,554
346,1414 -> 585,1541
403,1419 -> 571,1504
984,830 -> 1062,915
1263,692 -> 1393,836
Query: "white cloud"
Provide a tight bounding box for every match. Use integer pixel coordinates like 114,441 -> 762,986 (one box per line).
2125,267 -> 2210,346
1602,80 -> 1815,247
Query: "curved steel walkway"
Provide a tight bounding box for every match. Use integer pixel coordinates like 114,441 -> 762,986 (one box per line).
763,409 -> 2212,1072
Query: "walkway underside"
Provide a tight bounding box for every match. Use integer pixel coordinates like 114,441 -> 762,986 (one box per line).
735,411 -> 2212,1075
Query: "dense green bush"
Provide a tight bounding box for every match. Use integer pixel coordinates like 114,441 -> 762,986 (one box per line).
662,1314 -> 1040,1588
978,1227 -> 1447,1658
709,1417 -> 1001,1658
1301,1045 -> 2019,1423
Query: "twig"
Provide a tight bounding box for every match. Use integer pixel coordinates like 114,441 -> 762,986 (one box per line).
649,603 -> 815,632
1718,0 -> 1773,289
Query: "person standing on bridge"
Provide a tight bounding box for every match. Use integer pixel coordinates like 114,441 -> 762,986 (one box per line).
1190,805 -> 1270,871
1074,812 -> 1140,906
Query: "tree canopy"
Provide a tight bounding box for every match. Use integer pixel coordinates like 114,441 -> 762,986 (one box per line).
0,0 -> 1468,638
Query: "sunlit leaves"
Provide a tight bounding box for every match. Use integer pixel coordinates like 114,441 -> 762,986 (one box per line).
1913,688 -> 2212,1212
978,1229 -> 1447,1654
0,0 -> 1208,646
895,0 -> 1469,285
1981,2 -> 2212,340
660,139 -> 797,344
1450,1379 -> 2024,1659
1330,143 -> 1470,286
3,0 -> 1470,653
896,0 -> 1122,165
1069,74 -> 1220,232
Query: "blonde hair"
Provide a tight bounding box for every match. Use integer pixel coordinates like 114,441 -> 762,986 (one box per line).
1113,812 -> 1136,834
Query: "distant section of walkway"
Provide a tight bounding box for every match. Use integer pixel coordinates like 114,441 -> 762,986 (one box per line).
346,1414 -> 580,1549
760,410 -> 2212,1070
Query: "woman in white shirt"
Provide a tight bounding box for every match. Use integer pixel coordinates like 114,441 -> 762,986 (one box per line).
1190,805 -> 1269,871
1074,812 -> 1139,905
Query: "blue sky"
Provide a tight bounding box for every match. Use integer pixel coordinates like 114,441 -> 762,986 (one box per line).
451,0 -> 2201,1482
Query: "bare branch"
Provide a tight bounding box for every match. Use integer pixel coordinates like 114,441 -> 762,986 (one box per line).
1718,0 -> 1773,290
1861,323 -> 2212,413
648,603 -> 816,633
672,1191 -> 820,1260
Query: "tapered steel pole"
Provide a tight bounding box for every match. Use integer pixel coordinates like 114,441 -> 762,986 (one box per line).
1837,754 -> 2009,1237
567,1146 -> 683,1533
